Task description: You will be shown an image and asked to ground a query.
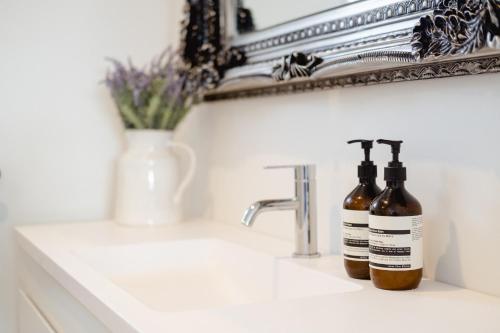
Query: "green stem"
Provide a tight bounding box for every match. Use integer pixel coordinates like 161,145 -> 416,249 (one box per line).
119,104 -> 144,129
159,105 -> 173,130
145,95 -> 161,128
166,107 -> 188,130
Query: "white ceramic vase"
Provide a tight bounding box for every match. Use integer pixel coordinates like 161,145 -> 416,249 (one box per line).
114,130 -> 196,226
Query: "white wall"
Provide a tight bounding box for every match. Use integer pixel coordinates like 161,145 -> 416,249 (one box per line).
0,1 -> 180,331
181,73 -> 500,297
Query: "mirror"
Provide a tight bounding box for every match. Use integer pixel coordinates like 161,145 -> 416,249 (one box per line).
182,0 -> 500,101
237,0 -> 362,33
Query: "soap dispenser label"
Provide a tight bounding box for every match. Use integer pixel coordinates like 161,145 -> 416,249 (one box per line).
342,209 -> 369,261
368,215 -> 423,270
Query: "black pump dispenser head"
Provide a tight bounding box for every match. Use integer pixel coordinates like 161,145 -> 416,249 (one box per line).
347,139 -> 377,180
377,139 -> 406,182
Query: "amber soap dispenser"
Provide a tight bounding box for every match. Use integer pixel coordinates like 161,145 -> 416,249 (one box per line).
369,139 -> 423,290
342,140 -> 381,280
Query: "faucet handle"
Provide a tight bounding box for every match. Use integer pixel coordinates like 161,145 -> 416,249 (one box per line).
264,164 -> 315,181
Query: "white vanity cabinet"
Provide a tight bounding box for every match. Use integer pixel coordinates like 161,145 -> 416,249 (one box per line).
18,290 -> 55,333
17,249 -> 111,333
15,222 -> 500,333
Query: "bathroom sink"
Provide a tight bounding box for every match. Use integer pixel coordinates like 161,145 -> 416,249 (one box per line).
74,239 -> 360,312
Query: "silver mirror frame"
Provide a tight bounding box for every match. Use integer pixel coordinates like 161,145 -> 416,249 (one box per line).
181,0 -> 500,101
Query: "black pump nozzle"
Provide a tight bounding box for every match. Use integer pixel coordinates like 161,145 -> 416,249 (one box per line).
347,139 -> 377,180
347,139 -> 373,163
377,139 -> 406,182
377,139 -> 402,164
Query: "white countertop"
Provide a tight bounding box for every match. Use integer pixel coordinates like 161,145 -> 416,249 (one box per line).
16,220 -> 500,333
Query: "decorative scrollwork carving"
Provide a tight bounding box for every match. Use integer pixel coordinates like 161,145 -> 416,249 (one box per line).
412,0 -> 500,59
241,0 -> 437,54
181,0 -> 500,100
236,0 -> 255,33
220,47 -> 247,70
205,55 -> 500,101
272,52 -> 323,81
180,0 -> 247,93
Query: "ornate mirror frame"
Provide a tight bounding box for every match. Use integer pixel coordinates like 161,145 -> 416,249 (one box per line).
181,0 -> 500,101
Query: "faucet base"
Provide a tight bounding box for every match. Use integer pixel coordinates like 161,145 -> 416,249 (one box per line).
292,252 -> 321,258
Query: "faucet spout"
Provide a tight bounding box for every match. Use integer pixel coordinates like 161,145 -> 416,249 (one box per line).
241,199 -> 299,227
241,165 -> 319,258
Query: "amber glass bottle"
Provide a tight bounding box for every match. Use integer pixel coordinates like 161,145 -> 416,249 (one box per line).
343,140 -> 381,280
369,140 -> 423,290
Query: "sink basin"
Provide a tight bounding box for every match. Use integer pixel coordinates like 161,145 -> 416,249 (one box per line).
74,239 -> 360,312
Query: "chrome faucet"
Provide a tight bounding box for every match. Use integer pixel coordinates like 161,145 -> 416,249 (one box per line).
241,165 -> 319,258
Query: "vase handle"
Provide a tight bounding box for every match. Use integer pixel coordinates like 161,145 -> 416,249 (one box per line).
168,141 -> 197,205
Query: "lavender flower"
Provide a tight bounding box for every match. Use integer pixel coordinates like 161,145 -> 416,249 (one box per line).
104,48 -> 196,130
